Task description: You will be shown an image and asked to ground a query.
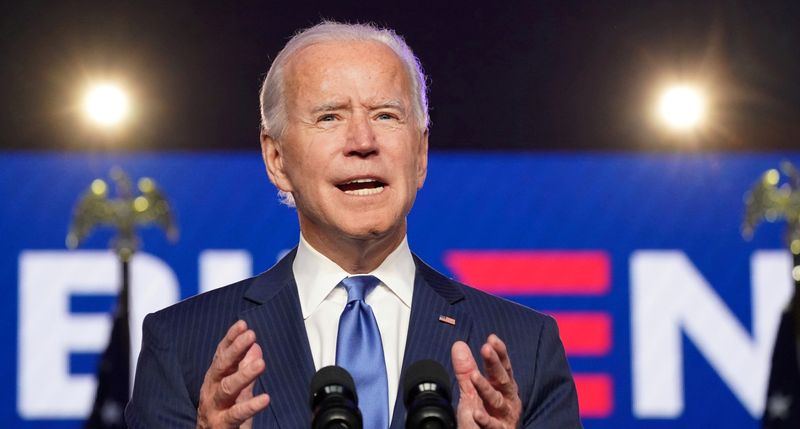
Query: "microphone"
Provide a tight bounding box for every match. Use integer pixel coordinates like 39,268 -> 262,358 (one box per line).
309,365 -> 362,429
403,360 -> 456,429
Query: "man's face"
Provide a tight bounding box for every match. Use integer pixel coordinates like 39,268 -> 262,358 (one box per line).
262,40 -> 428,245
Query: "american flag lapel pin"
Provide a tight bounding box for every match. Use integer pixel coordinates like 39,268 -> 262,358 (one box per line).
438,315 -> 456,326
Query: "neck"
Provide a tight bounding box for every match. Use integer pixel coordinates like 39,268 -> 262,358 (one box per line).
300,223 -> 406,274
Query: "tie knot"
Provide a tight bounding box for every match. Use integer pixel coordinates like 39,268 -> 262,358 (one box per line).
340,275 -> 381,302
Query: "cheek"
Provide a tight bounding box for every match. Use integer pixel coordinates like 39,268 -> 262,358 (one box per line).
282,140 -> 331,189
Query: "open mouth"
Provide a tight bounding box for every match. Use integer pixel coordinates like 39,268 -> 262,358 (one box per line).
336,178 -> 386,196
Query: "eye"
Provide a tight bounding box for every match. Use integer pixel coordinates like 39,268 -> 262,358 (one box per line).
317,114 -> 338,122
375,112 -> 397,121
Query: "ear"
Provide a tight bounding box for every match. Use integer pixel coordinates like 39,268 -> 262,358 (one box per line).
260,131 -> 293,192
416,129 -> 429,189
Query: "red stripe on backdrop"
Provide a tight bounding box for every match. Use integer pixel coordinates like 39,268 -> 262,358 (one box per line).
443,250 -> 610,295
574,373 -> 614,418
548,312 -> 612,356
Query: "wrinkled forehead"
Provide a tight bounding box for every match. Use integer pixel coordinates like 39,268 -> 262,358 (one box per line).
283,40 -> 411,108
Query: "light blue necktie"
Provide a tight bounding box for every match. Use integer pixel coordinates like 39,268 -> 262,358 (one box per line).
335,275 -> 389,429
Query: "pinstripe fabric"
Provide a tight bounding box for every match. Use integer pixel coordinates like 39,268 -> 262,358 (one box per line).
239,260 -> 316,428
126,249 -> 581,428
126,249 -> 308,429
399,256 -> 583,429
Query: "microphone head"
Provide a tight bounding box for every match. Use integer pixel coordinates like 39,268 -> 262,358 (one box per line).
403,359 -> 452,405
309,365 -> 358,408
403,360 -> 455,429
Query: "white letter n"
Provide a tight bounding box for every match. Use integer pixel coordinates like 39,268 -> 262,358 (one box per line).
631,250 -> 792,418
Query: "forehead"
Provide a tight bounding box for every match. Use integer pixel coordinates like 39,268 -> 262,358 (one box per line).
284,40 -> 410,104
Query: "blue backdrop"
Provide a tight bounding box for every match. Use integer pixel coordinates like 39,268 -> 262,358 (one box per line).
1,151 -> 797,428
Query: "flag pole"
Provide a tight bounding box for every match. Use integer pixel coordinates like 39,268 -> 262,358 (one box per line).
67,168 -> 177,428
743,161 -> 800,427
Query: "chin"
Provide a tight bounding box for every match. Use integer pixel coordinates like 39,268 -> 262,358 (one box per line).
343,224 -> 391,240
339,217 -> 403,241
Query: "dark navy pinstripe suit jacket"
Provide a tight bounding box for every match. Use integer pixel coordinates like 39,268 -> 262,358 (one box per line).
126,249 -> 582,428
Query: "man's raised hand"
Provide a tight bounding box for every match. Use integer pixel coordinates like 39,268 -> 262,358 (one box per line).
196,320 -> 269,429
452,335 -> 522,429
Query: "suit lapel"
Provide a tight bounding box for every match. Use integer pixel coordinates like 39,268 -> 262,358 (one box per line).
240,249 -> 316,428
389,255 -> 473,428
236,251 -> 471,428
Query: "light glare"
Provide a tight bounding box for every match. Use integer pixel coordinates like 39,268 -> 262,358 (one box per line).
658,85 -> 705,130
83,84 -> 129,127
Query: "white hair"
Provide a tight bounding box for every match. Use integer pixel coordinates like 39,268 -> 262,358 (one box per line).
258,21 -> 430,207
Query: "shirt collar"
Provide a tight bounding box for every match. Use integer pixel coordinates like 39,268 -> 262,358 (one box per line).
293,234 -> 416,319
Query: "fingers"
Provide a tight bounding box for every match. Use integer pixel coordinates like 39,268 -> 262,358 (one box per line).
480,335 -> 517,398
471,371 -> 509,416
472,408 -> 497,429
217,320 -> 248,360
226,393 -> 270,427
209,321 -> 255,381
240,342 -> 264,367
235,343 -> 264,403
453,340 -> 493,429
453,335 -> 522,429
488,335 -> 512,374
197,321 -> 269,429
451,341 -> 480,396
215,345 -> 265,406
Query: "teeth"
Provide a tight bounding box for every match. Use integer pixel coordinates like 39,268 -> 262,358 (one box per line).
343,186 -> 385,196
345,178 -> 377,184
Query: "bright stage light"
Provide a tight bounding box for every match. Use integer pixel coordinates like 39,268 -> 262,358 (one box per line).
657,85 -> 705,130
83,83 -> 129,127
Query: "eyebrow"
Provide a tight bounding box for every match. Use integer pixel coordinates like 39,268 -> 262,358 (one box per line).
309,99 -> 407,114
310,102 -> 350,114
367,99 -> 406,112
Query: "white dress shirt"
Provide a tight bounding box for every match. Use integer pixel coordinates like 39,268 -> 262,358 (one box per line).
293,234 -> 415,421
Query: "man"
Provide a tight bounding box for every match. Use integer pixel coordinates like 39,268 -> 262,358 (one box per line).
126,21 -> 581,428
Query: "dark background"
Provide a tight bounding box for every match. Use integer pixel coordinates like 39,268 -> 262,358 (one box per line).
2,0 -> 799,152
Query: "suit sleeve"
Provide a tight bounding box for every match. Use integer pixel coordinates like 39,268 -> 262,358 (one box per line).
522,315 -> 583,428
125,312 -> 198,428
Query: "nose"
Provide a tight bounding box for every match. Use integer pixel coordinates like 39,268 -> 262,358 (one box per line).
345,112 -> 378,158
